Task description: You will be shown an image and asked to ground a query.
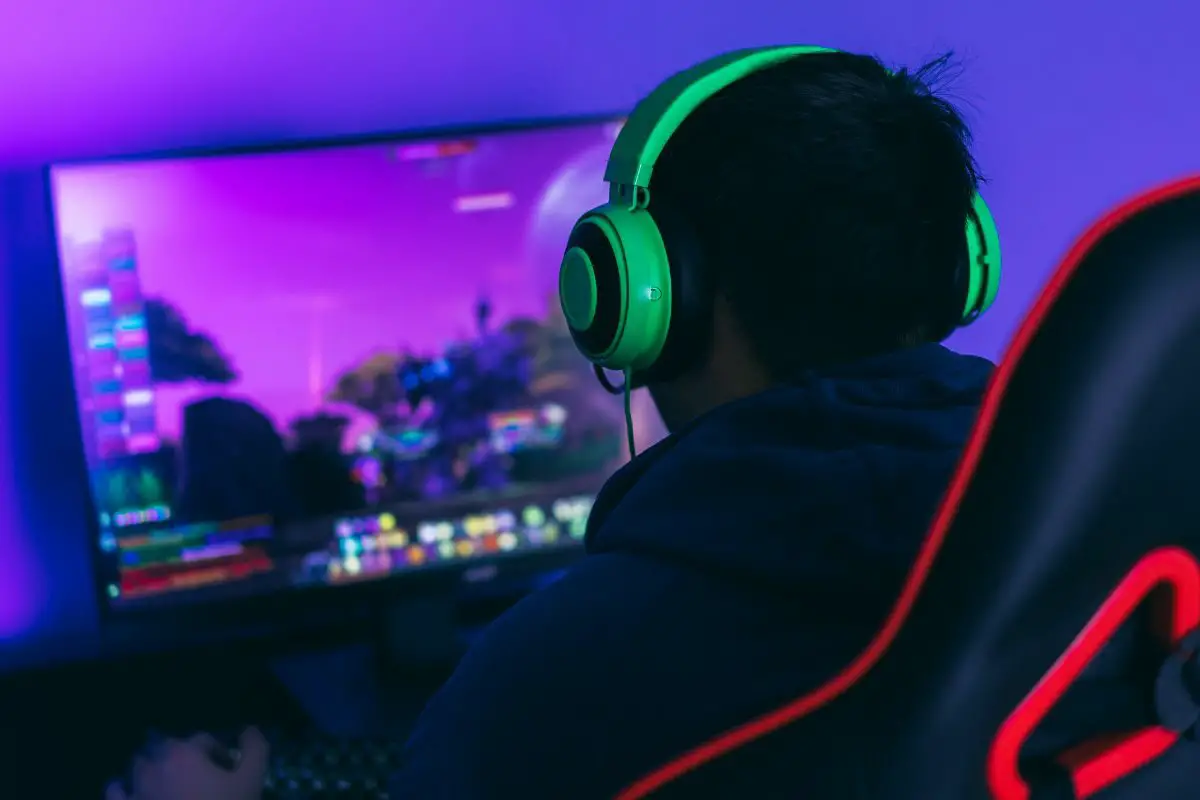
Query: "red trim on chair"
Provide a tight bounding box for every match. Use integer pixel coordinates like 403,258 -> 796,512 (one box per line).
615,175 -> 1200,800
987,547 -> 1200,800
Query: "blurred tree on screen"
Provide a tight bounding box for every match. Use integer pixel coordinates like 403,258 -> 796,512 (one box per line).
326,352 -> 408,427
527,292 -> 595,398
144,296 -> 238,384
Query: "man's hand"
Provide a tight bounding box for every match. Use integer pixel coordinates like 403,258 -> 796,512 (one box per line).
106,728 -> 269,800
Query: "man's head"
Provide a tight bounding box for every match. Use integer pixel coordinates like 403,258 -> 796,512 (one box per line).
643,51 -> 983,432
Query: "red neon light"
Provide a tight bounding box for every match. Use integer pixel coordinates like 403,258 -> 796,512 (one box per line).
615,175 -> 1200,800
987,547 -> 1200,799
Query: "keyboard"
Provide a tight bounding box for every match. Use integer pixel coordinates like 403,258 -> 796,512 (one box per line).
264,733 -> 403,799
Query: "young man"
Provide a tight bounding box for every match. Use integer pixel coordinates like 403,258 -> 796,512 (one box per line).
111,49 -> 996,800
391,49 -> 995,797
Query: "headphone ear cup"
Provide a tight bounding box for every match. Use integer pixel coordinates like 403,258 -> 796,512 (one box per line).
963,194 -> 1002,322
560,206 -> 674,372
635,204 -> 714,384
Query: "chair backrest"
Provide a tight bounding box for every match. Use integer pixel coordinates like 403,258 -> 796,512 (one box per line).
618,175 -> 1200,800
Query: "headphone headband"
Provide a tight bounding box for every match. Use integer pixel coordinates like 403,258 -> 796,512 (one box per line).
604,46 -> 836,196
561,44 -> 1001,390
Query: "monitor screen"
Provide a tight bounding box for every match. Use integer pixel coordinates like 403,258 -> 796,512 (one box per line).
49,118 -> 656,609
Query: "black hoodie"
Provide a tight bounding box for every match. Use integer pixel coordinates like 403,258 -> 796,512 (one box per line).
392,343 -> 994,799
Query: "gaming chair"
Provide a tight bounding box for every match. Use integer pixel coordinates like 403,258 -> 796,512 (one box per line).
615,176 -> 1200,800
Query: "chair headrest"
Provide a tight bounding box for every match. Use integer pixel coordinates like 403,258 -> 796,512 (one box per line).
874,174 -> 1200,797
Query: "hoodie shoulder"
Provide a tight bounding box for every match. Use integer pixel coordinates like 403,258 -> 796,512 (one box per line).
397,544 -> 897,798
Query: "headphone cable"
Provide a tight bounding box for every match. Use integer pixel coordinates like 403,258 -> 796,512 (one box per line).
623,369 -> 637,459
592,364 -> 638,458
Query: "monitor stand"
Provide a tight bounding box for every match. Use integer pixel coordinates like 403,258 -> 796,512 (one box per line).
267,592 -> 462,739
269,567 -> 560,739
379,593 -> 465,675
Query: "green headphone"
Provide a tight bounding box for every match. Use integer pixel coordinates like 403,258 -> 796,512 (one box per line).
558,45 -> 1002,381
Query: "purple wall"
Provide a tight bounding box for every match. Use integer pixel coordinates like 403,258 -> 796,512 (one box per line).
0,0 -> 1197,668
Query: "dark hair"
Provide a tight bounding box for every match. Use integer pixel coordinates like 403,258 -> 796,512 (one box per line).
651,51 -> 983,377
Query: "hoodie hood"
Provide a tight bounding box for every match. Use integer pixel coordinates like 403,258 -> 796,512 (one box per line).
584,344 -> 994,593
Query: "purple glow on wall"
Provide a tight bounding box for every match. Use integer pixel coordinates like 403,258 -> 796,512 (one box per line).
0,0 -> 1198,667
0,241 -> 41,640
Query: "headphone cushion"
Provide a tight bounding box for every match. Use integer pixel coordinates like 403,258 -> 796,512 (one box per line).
930,206 -> 988,341
637,204 -> 714,383
561,215 -> 626,358
936,231 -> 973,340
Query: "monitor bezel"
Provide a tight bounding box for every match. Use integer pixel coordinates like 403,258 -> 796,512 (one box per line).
43,112 -> 622,633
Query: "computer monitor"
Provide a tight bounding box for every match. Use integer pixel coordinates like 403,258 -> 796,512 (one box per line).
47,117 -> 640,612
